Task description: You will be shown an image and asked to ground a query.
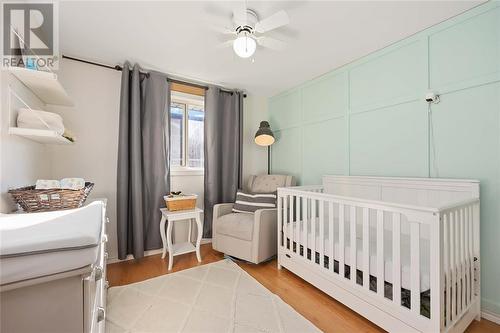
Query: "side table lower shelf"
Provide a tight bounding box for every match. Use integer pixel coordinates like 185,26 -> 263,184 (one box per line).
170,242 -> 196,256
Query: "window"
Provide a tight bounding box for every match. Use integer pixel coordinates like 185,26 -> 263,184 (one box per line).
170,92 -> 204,170
187,104 -> 204,168
170,102 -> 185,167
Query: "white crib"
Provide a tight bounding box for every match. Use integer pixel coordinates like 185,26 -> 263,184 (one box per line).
277,176 -> 480,333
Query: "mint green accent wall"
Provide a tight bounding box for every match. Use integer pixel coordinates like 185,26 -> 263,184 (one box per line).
268,2 -> 500,314
271,127 -> 302,181
303,118 -> 348,184
350,101 -> 429,176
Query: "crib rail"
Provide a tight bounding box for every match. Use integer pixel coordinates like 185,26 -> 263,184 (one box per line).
439,203 -> 480,330
277,186 -> 480,332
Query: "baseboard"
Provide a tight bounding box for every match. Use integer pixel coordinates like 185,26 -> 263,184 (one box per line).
201,238 -> 212,243
107,238 -> 212,264
107,249 -> 162,264
482,310 -> 500,325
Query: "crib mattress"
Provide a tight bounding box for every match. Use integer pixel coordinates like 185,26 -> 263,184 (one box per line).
0,201 -> 103,286
285,220 -> 430,292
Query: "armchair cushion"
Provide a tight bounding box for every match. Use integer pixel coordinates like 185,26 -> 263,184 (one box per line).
216,213 -> 254,241
247,175 -> 295,193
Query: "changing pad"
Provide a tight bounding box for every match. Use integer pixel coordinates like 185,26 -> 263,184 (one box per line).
0,201 -> 103,286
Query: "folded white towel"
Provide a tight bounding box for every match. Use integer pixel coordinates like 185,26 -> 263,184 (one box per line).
35,180 -> 61,190
35,178 -> 85,190
17,108 -> 65,135
60,178 -> 85,190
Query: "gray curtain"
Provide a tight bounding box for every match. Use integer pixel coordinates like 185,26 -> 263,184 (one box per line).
204,86 -> 243,237
117,62 -> 170,260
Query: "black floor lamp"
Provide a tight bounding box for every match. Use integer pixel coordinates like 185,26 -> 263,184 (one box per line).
254,121 -> 275,175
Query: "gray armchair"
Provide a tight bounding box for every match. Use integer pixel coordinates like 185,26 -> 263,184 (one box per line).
212,174 -> 295,264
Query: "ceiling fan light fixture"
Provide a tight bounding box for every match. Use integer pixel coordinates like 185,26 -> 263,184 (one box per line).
233,32 -> 256,58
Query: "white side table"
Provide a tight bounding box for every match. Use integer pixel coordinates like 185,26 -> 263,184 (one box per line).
159,207 -> 203,270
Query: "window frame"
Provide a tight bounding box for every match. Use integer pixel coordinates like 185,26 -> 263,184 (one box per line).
170,94 -> 205,176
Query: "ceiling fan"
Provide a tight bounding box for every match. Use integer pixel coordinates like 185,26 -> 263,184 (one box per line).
218,2 -> 290,59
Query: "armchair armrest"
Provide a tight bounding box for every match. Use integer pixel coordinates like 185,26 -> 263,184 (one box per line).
212,203 -> 234,250
213,203 -> 234,219
254,208 -> 277,225
252,208 -> 278,263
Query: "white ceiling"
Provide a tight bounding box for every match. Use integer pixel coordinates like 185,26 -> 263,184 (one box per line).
59,1 -> 483,97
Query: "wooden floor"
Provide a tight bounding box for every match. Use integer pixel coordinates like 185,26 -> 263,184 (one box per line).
108,244 -> 499,333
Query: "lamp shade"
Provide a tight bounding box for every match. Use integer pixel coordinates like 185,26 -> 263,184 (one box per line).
254,121 -> 275,146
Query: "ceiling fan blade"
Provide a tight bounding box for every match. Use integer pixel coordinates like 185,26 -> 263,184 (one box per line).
204,3 -> 232,20
209,25 -> 236,35
232,1 -> 248,26
255,10 -> 289,33
217,39 -> 234,49
257,36 -> 286,50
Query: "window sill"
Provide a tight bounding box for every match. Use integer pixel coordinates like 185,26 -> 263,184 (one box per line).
170,168 -> 204,177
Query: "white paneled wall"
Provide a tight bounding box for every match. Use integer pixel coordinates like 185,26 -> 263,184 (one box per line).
47,59 -> 122,259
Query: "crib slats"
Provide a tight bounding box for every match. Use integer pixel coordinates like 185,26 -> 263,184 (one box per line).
467,206 -> 474,302
460,208 -> 465,312
410,222 -> 420,315
450,211 -> 456,321
278,196 -> 283,247
454,210 -> 460,316
468,205 -> 474,298
329,202 -> 335,273
465,206 -> 473,304
463,207 -> 468,306
376,210 -> 384,298
296,196 -> 301,255
303,197 -> 308,257
283,195 -> 288,250
444,213 -> 451,325
289,195 -> 295,252
469,205 -> 475,300
392,213 -> 401,306
311,199 -> 317,263
456,210 -> 460,315
339,204 -> 345,278
319,200 -> 325,268
363,207 -> 370,289
436,216 -> 445,330
350,206 -> 357,284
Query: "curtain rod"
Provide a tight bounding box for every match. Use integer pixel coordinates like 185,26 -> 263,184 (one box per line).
61,55 -> 247,97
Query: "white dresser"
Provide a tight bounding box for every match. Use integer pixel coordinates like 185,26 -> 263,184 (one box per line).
0,200 -> 109,333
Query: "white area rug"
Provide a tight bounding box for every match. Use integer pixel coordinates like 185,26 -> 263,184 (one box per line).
106,259 -> 320,333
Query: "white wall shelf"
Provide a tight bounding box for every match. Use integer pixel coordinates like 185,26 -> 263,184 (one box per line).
7,67 -> 74,106
8,127 -> 74,145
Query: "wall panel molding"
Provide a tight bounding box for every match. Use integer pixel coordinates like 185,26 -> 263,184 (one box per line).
349,38 -> 428,114
301,71 -> 348,123
429,6 -> 500,94
269,88 -> 301,131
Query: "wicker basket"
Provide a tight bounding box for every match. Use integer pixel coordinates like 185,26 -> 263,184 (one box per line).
164,194 -> 197,211
8,182 -> 94,213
